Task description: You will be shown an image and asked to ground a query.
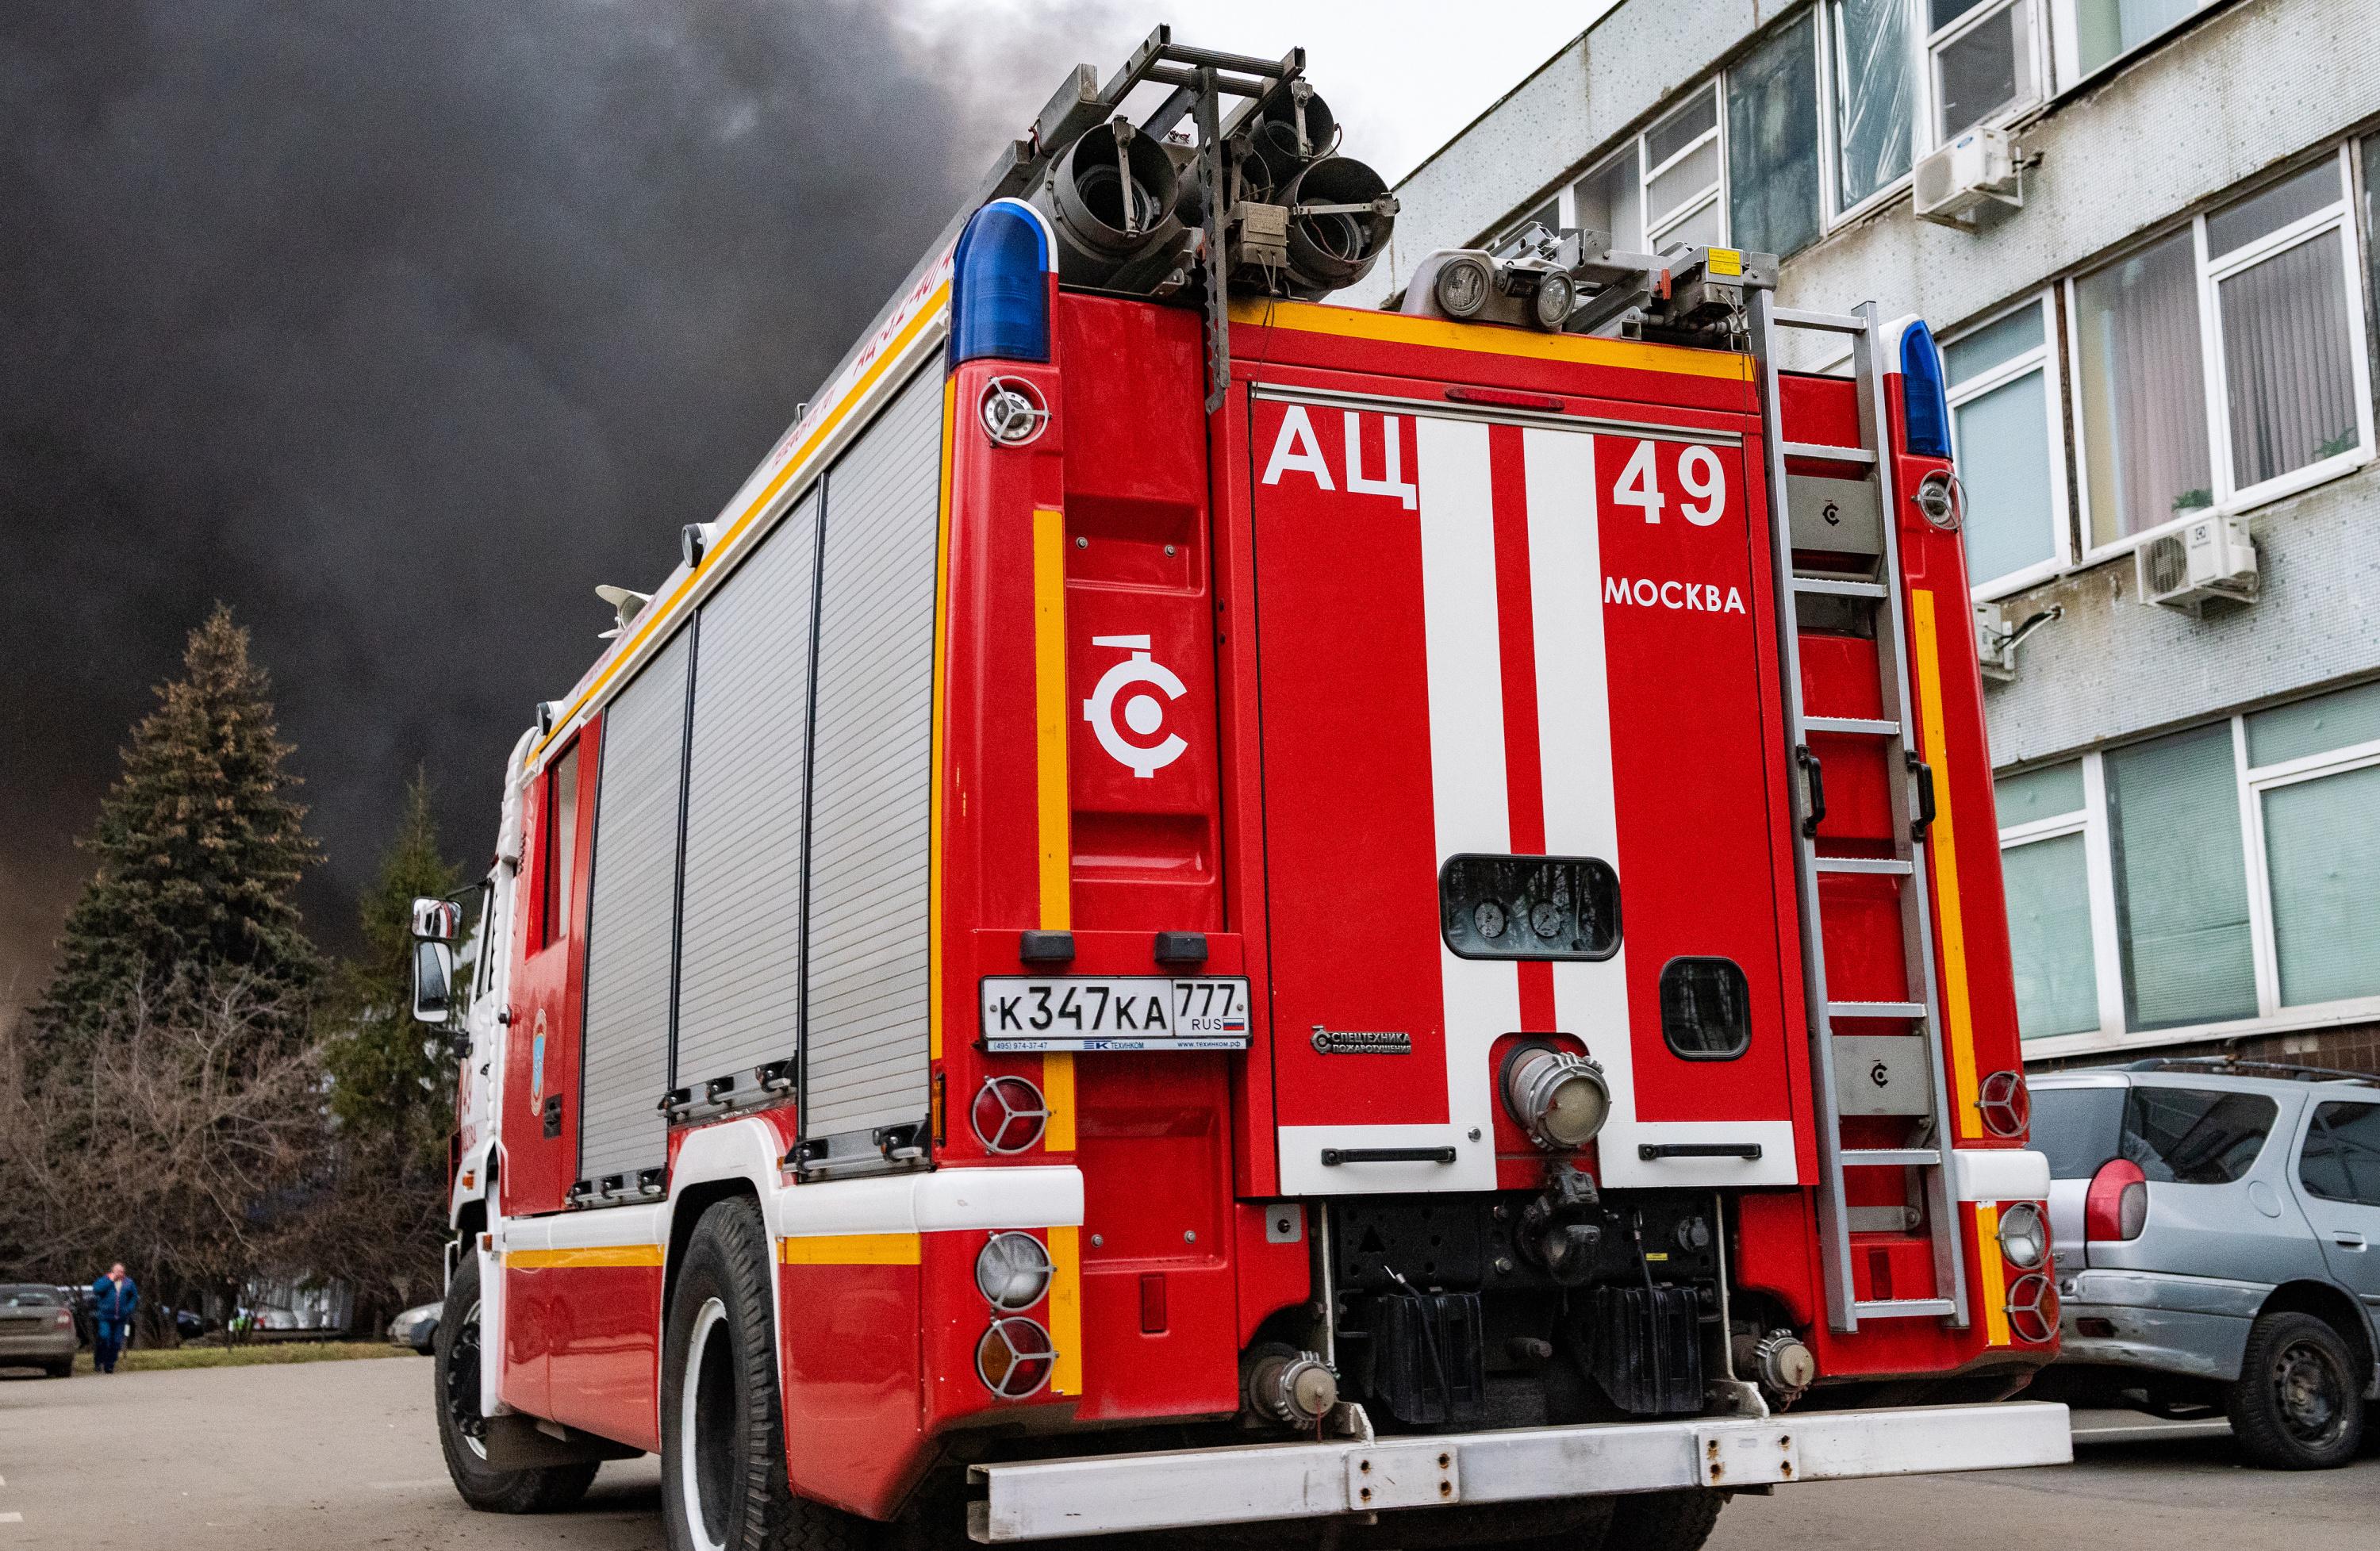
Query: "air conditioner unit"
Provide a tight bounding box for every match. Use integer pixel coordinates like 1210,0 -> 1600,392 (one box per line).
2137,515 -> 2259,612
1914,126 -> 2022,226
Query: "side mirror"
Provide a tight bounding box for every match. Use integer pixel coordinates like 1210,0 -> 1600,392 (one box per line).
412,939 -> 455,1024
412,896 -> 461,943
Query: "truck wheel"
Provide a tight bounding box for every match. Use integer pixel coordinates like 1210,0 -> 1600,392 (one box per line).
662,1196 -> 867,1551
2226,1310 -> 2364,1469
1601,1488 -> 1726,1551
435,1252 -> 601,1512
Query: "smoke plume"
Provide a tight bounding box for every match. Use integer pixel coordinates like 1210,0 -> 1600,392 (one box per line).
0,1 -> 1094,1002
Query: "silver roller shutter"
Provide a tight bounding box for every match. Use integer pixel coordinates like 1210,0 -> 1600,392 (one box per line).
673,490 -> 820,1091
802,365 -> 943,1138
578,629 -> 692,1184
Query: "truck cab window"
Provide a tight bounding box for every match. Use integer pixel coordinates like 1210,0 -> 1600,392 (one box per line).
543,743 -> 580,948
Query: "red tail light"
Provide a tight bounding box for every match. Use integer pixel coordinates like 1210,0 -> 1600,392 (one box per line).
55,1309 -> 74,1329
2085,1158 -> 2148,1242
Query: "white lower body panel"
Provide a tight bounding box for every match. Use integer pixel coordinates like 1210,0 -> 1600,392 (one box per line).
969,1402 -> 2070,1542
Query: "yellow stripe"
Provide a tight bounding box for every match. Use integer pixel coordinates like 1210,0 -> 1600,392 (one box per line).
1227,297 -> 1755,382
526,283 -> 953,770
1974,1204 -> 2012,1346
1046,1225 -> 1083,1396
929,377 -> 958,1061
1910,589 -> 1982,1139
777,1233 -> 923,1266
1031,505 -> 1077,1156
505,1245 -> 664,1270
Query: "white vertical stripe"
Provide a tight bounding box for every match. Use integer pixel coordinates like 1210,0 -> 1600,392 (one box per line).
1417,415 -> 1511,1192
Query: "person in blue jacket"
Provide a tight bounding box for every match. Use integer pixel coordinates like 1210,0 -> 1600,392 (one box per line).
90,1263 -> 138,1374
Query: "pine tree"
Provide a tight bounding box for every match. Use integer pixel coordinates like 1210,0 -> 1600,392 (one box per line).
323,767 -> 464,1159
36,605 -> 324,1050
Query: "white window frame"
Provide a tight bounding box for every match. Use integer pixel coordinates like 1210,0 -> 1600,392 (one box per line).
1920,0 -> 2048,151
1943,290 -> 2071,599
1641,81 -> 1728,250
1820,0 -> 1921,227
2047,0 -> 2218,98
2005,704 -> 2380,1062
2070,147 -> 2375,563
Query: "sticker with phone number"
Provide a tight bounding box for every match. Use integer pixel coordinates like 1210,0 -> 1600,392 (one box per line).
978,976 -> 1251,1052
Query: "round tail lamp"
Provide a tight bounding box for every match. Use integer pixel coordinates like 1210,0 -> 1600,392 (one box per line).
976,1317 -> 1057,1400
971,1077 -> 1048,1155
975,1232 -> 1054,1311
1978,1069 -> 2030,1138
2005,1273 -> 2059,1345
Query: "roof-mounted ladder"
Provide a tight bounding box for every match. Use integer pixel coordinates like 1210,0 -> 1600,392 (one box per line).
1749,293 -> 1971,1336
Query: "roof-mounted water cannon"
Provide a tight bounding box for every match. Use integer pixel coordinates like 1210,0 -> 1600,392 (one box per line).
1400,226 -> 1777,346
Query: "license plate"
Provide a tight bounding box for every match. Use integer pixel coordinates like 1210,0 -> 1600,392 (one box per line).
979,977 -> 1251,1052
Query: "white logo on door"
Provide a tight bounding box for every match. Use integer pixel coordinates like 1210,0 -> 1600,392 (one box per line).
1083,634 -> 1187,778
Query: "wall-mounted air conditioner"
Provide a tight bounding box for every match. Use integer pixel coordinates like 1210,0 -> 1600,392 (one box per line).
1914,127 -> 2022,227
2137,515 -> 2258,613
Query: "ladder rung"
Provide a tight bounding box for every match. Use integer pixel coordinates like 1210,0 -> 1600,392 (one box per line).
1814,855 -> 1912,875
1792,576 -> 1887,598
1803,716 -> 1902,737
1852,1298 -> 1957,1319
1782,440 -> 1876,465
1827,1000 -> 1926,1022
1772,306 -> 1869,335
1841,1148 -> 1941,1167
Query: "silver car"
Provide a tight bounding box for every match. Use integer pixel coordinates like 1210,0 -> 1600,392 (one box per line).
0,1284 -> 80,1378
2030,1061 -> 2380,1468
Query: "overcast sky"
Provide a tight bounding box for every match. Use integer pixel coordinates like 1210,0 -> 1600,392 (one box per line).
0,2 -> 1609,1005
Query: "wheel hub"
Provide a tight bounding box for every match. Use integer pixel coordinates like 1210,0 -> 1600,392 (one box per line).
444,1300 -> 489,1460
2273,1339 -> 2344,1441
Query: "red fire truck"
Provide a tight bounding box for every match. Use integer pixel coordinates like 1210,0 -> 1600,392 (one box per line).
409,29 -> 2067,1551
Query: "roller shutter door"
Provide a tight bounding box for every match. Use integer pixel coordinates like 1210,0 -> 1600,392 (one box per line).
802,366 -> 942,1139
673,490 -> 820,1091
578,629 -> 692,1184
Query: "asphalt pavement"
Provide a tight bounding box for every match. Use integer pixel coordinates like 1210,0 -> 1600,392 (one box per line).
1,1358 -> 2374,1549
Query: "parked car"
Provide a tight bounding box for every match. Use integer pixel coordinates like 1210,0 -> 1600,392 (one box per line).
388,1302 -> 440,1355
2031,1060 -> 2380,1468
0,1284 -> 81,1377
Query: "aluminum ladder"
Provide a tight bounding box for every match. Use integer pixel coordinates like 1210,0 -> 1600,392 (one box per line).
1748,292 -> 1970,1335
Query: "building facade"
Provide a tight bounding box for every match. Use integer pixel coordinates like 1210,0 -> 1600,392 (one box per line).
1383,0 -> 2380,1073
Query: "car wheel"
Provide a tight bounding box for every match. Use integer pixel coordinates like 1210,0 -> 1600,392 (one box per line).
48,1361 -> 73,1379
1598,1488 -> 1727,1551
434,1251 -> 601,1512
2226,1310 -> 2365,1470
661,1196 -> 867,1551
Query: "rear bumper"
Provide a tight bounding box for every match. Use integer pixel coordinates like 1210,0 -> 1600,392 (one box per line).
2055,1269 -> 2259,1383
0,1331 -> 78,1363
968,1402 -> 2071,1542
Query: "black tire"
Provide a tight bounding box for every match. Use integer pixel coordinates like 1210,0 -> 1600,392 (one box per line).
2226,1310 -> 2365,1470
1600,1488 -> 1726,1551
661,1196 -> 868,1551
48,1361 -> 73,1379
434,1251 -> 601,1512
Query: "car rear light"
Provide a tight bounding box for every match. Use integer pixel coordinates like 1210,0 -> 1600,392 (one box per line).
2085,1158 -> 2148,1242
55,1310 -> 74,1328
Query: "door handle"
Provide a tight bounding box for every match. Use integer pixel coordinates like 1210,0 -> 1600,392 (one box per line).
2335,1232 -> 2368,1251
542,1094 -> 563,1138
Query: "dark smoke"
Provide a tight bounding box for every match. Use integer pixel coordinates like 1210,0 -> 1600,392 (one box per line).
0,1 -> 1096,1002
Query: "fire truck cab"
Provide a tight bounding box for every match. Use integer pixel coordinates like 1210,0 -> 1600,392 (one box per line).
413,29 -> 2069,1551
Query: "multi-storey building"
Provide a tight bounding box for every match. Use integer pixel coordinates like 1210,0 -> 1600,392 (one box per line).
1383,0 -> 2380,1072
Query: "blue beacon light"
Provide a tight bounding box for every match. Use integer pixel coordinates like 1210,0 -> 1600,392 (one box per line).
950,198 -> 1055,368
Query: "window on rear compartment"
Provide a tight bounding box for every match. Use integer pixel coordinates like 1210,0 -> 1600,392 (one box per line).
2028,1085 -> 2125,1179
1660,958 -> 1752,1060
2121,1085 -> 2277,1184
2299,1101 -> 2380,1207
541,741 -> 581,948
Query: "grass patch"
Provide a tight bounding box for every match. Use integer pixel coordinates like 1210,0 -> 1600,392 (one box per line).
73,1340 -> 414,1373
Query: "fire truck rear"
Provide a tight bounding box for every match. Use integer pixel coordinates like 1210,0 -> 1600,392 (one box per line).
409,28 -> 2069,1551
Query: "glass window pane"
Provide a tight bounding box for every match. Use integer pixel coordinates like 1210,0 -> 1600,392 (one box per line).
2002,832 -> 2101,1038
1647,139 -> 1721,225
2205,160 -> 2342,257
2301,1102 -> 2380,1207
1652,197 -> 1725,250
2247,679 -> 2380,766
1930,0 -> 1992,26
1995,759 -> 2085,823
2071,0 -> 2213,79
1833,0 -> 1915,207
1946,302 -> 2044,384
1726,12 -> 1821,259
2106,724 -> 2257,1031
2366,134 -> 2380,330
2030,1085 -> 2126,1177
2123,1085 -> 2277,1183
2074,232 -> 2212,546
2262,762 -> 2380,1007
1954,369 -> 2056,585
1936,0 -> 2034,140
2219,228 -> 2361,489
1574,148 -> 1642,251
545,743 -> 581,947
1645,86 -> 1718,169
